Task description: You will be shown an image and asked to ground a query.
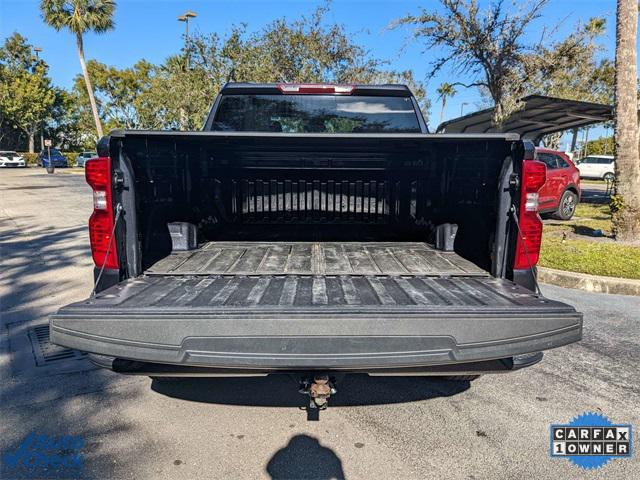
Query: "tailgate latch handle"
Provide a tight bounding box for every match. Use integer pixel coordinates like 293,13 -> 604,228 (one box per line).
508,173 -> 520,190
113,170 -> 126,190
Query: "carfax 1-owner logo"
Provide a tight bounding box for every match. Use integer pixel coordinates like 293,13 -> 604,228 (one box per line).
550,412 -> 633,470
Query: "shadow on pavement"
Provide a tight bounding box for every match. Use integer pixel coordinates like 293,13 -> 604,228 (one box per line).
266,435 -> 345,480
151,374 -> 471,408
1,214 -> 152,480
0,217 -> 89,313
3,185 -> 59,190
579,186 -> 610,205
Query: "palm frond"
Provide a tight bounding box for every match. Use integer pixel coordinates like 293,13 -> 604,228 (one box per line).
40,0 -> 115,35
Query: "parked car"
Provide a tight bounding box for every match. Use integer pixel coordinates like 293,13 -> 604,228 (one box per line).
0,151 -> 26,168
534,148 -> 581,220
76,151 -> 97,167
576,155 -> 615,181
37,148 -> 68,168
50,83 -> 582,405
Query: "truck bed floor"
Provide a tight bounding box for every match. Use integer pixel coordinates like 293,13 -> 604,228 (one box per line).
146,241 -> 486,277
88,274 -> 538,310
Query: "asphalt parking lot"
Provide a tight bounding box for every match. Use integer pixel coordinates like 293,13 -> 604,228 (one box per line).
1,168 -> 639,480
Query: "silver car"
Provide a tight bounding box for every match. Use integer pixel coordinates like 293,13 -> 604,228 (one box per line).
76,151 -> 97,167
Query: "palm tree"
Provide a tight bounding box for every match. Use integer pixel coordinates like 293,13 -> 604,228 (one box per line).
611,0 -> 640,241
436,83 -> 456,126
41,0 -> 115,139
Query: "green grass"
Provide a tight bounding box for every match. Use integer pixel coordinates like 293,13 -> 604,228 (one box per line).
544,203 -> 612,234
539,203 -> 640,279
540,235 -> 640,279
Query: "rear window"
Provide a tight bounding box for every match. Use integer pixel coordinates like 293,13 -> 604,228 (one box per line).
213,94 -> 421,133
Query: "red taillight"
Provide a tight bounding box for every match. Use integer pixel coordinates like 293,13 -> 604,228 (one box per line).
277,84 -> 355,95
86,157 -> 118,269
514,160 -> 546,270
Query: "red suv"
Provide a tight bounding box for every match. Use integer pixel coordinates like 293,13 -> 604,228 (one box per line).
533,148 -> 581,220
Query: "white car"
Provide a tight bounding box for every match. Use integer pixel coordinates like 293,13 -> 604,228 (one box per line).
576,155 -> 615,181
0,151 -> 26,168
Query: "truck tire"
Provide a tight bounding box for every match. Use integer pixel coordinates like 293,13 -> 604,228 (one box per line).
603,172 -> 615,182
553,190 -> 578,220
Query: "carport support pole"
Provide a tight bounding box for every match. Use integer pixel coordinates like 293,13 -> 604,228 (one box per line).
570,128 -> 578,154
583,127 -> 590,157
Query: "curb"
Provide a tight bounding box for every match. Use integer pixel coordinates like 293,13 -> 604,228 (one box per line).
538,267 -> 640,296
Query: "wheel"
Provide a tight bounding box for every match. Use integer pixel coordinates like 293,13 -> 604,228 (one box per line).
603,172 -> 615,182
553,190 -> 578,220
441,375 -> 481,381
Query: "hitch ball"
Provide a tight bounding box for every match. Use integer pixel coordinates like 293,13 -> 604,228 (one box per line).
300,374 -> 337,409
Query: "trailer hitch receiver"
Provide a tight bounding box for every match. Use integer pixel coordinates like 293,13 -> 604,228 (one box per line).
299,374 -> 337,410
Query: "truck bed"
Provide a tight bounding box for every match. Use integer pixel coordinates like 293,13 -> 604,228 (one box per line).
145,242 -> 486,276
50,241 -> 582,371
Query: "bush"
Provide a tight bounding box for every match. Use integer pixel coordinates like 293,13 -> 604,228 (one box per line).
17,151 -> 80,167
18,152 -> 39,166
65,152 -> 80,167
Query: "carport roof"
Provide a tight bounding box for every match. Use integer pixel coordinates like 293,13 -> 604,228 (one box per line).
436,95 -> 613,140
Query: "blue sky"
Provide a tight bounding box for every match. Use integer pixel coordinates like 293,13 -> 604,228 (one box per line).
1,0 -> 618,142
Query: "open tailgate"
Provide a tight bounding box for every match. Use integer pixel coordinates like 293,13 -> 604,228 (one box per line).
50,252 -> 582,371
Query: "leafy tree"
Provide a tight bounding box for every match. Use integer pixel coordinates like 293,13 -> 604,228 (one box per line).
133,5 -> 428,130
0,68 -> 56,152
524,18 -> 613,104
46,88 -> 96,150
436,83 -> 456,125
0,32 -> 46,73
611,0 -> 640,241
71,59 -> 156,132
0,33 -> 56,152
393,0 -> 549,125
0,33 -> 45,147
585,136 -> 614,156
41,0 -> 115,139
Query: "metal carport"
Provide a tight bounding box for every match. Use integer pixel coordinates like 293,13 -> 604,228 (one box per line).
436,95 -> 613,144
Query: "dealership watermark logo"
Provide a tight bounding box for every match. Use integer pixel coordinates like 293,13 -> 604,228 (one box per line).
550,412 -> 632,470
2,432 -> 84,471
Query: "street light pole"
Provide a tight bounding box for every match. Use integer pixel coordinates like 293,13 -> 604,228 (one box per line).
460,102 -> 469,116
34,47 -> 44,150
177,10 -> 197,69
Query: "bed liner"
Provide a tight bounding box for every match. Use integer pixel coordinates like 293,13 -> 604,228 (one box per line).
145,241 -> 486,277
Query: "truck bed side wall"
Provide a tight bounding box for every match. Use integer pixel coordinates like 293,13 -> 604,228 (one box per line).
108,134 -> 521,282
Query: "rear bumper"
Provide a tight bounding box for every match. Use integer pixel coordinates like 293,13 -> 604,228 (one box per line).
50,309 -> 582,373
0,162 -> 26,167
88,351 -> 545,376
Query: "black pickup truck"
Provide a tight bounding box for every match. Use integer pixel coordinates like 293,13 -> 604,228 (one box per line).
50,83 -> 582,404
